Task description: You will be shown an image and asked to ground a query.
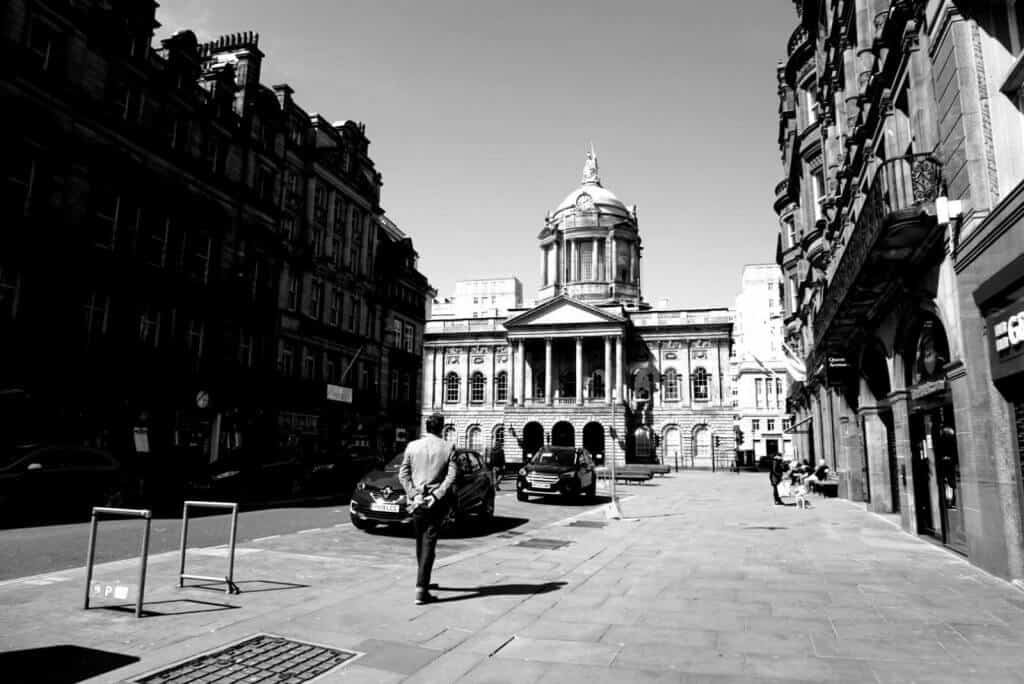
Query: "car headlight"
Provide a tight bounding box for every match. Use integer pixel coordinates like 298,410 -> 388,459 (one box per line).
356,481 -> 367,491
518,468 -> 527,476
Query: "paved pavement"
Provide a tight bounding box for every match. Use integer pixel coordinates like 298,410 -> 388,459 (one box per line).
2,471 -> 1024,683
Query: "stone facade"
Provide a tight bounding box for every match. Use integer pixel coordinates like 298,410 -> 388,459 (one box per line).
423,154 -> 735,468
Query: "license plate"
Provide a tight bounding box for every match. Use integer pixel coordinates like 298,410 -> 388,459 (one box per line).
530,482 -> 550,489
370,502 -> 399,513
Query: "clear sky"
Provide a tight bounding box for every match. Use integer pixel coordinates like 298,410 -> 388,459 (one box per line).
156,0 -> 797,309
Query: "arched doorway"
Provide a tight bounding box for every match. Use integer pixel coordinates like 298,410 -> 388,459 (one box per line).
632,425 -> 654,463
663,426 -> 682,468
692,425 -> 712,468
551,421 -> 574,447
582,422 -> 605,462
522,421 -> 544,459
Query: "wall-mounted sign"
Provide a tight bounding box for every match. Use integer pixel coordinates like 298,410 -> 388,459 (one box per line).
986,300 -> 1024,384
326,384 -> 352,403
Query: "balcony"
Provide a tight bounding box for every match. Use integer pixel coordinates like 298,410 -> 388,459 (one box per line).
813,153 -> 943,349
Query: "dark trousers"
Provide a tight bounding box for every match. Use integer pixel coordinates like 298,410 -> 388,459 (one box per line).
412,499 -> 449,589
770,477 -> 783,504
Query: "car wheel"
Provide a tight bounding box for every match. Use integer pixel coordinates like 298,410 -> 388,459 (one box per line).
350,514 -> 374,531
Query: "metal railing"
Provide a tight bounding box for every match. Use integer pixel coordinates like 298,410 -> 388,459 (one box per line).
84,507 -> 152,618
178,501 -> 240,595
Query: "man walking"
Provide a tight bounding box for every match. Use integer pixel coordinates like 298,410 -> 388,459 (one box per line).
769,454 -> 786,505
399,412 -> 457,605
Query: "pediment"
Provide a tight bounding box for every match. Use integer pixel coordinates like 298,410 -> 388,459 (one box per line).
504,295 -> 624,329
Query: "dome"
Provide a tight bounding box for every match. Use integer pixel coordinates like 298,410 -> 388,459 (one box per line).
551,147 -> 632,219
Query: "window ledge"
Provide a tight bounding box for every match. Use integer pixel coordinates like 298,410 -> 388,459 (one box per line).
1000,51 -> 1024,96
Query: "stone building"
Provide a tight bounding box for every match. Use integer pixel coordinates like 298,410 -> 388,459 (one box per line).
1,1 -> 432,494
422,153 -> 734,468
731,264 -> 793,464
774,0 -> 1024,583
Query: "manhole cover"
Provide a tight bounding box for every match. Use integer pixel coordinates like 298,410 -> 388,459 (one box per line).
133,634 -> 359,683
568,520 -> 606,528
515,537 -> 571,550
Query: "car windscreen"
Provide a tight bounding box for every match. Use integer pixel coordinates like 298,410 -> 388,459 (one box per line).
534,451 -> 574,467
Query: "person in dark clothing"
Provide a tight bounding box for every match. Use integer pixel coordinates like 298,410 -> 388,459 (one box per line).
769,455 -> 786,505
399,412 -> 457,605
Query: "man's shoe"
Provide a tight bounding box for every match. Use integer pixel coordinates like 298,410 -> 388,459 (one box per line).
415,590 -> 437,605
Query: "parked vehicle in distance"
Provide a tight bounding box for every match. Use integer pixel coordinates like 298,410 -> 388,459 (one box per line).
0,445 -> 137,525
349,449 -> 495,530
517,446 -> 597,502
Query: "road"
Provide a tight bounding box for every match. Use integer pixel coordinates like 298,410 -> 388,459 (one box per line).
0,486 -> 611,581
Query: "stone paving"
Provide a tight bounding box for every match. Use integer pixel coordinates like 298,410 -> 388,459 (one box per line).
2,471 -> 1024,682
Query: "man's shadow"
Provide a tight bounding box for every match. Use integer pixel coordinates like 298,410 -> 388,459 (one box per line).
431,581 -> 566,603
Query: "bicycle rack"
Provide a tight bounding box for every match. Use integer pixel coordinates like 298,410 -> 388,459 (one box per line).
178,501 -> 240,594
83,507 -> 152,618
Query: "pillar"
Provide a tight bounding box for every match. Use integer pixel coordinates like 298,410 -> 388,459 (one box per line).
615,336 -> 625,405
888,389 -> 916,533
845,407 -> 868,502
517,340 -> 526,405
544,338 -> 553,406
567,240 -> 575,282
462,348 -> 470,409
610,236 -> 617,282
860,406 -> 894,513
604,336 -> 612,404
575,337 -> 584,405
540,247 -> 547,286
591,238 -> 599,281
423,348 -> 436,409
435,347 -> 446,409
525,353 -> 534,402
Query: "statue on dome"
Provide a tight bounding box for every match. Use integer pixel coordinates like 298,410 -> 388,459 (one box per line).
581,143 -> 600,185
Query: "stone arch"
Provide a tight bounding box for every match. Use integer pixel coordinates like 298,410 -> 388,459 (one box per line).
662,424 -> 683,465
901,311 -> 952,389
551,420 -> 575,447
582,421 -> 605,461
522,421 -> 544,458
692,424 -> 712,468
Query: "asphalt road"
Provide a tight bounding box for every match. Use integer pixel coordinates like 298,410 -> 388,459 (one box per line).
0,485 -> 611,581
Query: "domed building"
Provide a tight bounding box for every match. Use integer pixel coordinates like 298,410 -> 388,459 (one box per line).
421,151 -> 735,467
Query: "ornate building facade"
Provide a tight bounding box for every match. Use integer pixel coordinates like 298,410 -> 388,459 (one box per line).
422,153 -> 734,467
774,0 -> 1024,583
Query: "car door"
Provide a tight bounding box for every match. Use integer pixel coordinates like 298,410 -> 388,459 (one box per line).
453,451 -> 485,512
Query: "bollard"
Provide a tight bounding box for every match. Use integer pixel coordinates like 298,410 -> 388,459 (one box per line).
178,501 -> 240,594
84,507 -> 152,618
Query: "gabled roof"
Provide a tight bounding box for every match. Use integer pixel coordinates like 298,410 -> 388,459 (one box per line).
503,294 -> 625,329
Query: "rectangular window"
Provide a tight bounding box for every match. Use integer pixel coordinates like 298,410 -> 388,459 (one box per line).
238,330 -> 254,368
326,354 -> 339,384
287,275 -> 299,311
782,418 -> 793,431
755,378 -> 764,409
404,323 -> 414,352
579,241 -> 593,280
352,298 -> 362,335
91,189 -> 121,249
110,81 -> 142,122
767,419 -> 776,432
785,217 -> 796,249
184,233 -> 211,283
349,209 -> 363,272
0,266 -> 20,321
185,318 -> 204,357
282,215 -> 296,241
205,134 -> 221,175
313,183 -> 328,225
331,231 -> 343,268
278,341 -> 295,375
302,348 -> 315,379
5,145 -> 36,218
752,419 -> 761,433
775,378 -> 783,409
390,371 -> 399,401
82,290 -> 108,342
138,306 -> 161,347
811,170 -> 824,222
312,227 -> 324,258
310,280 -> 324,319
285,170 -> 299,206
255,165 -> 276,204
140,215 -> 170,267
330,288 -> 341,326
804,87 -> 818,126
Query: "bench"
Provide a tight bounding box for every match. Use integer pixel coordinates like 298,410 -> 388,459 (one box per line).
810,478 -> 839,497
595,467 -> 654,484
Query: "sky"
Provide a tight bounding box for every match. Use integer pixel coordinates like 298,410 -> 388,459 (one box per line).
156,0 -> 798,310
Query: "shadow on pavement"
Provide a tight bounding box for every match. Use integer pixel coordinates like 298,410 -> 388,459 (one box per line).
432,580 -> 567,603
523,495 -> 614,507
99,598 -> 240,617
186,580 -> 309,594
0,644 -> 140,683
366,515 -> 530,540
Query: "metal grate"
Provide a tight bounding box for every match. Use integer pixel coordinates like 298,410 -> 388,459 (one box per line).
568,520 -> 606,528
133,634 -> 359,683
515,537 -> 571,550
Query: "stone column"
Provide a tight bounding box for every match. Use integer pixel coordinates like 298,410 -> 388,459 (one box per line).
525,352 -> 534,402
462,348 -> 470,409
544,338 -> 553,406
517,340 -> 526,405
575,337 -> 584,405
435,347 -> 446,409
423,348 -> 435,409
553,242 -> 560,286
615,336 -> 625,405
604,336 -> 612,404
567,240 -> 575,282
888,389 -> 916,532
610,236 -> 617,282
859,406 -> 894,513
540,247 -> 547,286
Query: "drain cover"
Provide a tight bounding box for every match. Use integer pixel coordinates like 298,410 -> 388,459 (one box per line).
515,537 -> 571,550
133,634 -> 359,683
568,520 -> 606,528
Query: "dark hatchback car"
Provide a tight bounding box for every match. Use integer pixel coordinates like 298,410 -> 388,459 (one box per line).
349,449 -> 495,530
0,445 -> 137,525
517,446 -> 597,501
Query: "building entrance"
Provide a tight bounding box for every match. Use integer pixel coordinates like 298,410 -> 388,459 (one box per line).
582,422 -> 605,462
551,421 -> 574,447
522,422 -> 544,460
912,404 -> 966,554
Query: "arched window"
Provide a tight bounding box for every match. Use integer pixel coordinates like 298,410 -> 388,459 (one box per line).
442,424 -> 456,442
692,367 -> 709,401
445,372 -> 460,403
470,372 -> 485,403
492,425 -> 505,450
466,425 -> 483,451
663,369 -> 679,401
494,371 -> 508,403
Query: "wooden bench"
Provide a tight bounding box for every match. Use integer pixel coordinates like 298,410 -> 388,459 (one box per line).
810,478 -> 839,497
595,467 -> 654,484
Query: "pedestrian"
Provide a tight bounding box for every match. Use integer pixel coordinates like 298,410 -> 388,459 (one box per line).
490,446 -> 505,491
399,412 -> 457,605
769,454 -> 786,505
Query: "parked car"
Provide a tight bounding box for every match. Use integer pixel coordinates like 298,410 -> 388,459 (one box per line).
0,445 -> 137,525
184,449 -> 349,503
349,449 -> 495,530
517,446 -> 597,502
